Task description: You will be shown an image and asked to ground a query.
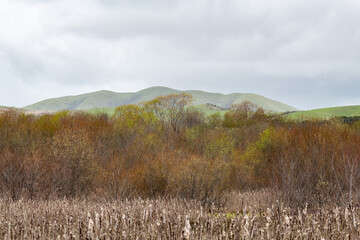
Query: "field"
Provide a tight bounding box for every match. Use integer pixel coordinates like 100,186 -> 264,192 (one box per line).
2,192 -> 360,239
287,105 -> 360,119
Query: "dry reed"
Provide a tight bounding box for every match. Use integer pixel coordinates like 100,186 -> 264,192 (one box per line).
1,192 -> 359,239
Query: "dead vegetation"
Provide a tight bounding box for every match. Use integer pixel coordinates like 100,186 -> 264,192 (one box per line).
1,193 -> 360,239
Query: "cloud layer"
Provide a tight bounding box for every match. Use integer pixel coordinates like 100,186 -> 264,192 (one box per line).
1,0 -> 359,109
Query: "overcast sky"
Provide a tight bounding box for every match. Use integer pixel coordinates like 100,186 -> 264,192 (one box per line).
1,0 -> 359,110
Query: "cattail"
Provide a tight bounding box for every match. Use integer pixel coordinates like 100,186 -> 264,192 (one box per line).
87,213 -> 94,238
183,215 -> 191,239
2,194 -> 360,239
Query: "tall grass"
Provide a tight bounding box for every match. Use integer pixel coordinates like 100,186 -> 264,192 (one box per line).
1,193 -> 360,239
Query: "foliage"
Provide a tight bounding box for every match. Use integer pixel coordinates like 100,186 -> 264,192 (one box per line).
242,122 -> 360,207
143,93 -> 194,133
1,95 -> 360,208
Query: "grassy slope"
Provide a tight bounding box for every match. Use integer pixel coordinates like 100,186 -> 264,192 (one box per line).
193,104 -> 228,116
24,86 -> 298,113
87,107 -> 117,116
0,105 -> 14,110
88,104 -> 227,117
23,91 -> 133,111
288,105 -> 360,119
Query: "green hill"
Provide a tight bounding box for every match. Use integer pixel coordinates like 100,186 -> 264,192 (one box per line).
24,86 -> 298,113
287,105 -> 360,119
0,106 -> 11,110
87,107 -> 117,116
89,103 -> 229,117
193,104 -> 228,116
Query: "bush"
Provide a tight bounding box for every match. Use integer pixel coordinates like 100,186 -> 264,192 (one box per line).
242,122 -> 360,207
168,155 -> 231,205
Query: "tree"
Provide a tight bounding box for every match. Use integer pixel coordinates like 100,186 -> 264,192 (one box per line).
143,93 -> 194,133
48,129 -> 97,198
223,101 -> 262,128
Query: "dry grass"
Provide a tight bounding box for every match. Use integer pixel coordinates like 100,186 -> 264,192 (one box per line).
1,192 -> 360,239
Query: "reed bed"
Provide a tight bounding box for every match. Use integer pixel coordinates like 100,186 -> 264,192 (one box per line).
1,194 -> 360,239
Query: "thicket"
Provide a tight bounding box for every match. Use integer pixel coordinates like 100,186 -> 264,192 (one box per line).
1,93 -> 360,207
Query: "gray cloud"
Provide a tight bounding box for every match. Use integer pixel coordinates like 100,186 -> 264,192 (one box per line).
0,0 -> 359,109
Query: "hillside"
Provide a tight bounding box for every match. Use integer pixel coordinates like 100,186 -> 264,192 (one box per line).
0,105 -> 13,111
89,103 -> 229,117
24,86 -> 298,113
287,105 -> 360,119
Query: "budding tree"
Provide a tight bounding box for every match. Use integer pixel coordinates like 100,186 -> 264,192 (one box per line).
143,93 -> 194,133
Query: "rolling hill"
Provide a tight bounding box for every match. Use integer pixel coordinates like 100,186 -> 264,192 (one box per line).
24,86 -> 298,113
287,105 -> 360,119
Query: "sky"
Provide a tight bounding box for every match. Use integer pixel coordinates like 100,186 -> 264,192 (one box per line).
0,0 -> 360,110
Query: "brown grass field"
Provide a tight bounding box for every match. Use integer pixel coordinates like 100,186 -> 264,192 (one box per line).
1,192 -> 360,239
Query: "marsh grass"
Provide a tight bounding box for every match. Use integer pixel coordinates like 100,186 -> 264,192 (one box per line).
1,192 -> 360,239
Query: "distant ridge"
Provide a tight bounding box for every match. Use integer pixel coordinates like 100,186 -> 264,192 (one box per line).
24,86 -> 298,113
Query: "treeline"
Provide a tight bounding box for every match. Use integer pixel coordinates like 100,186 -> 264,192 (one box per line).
1,93 -> 360,207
